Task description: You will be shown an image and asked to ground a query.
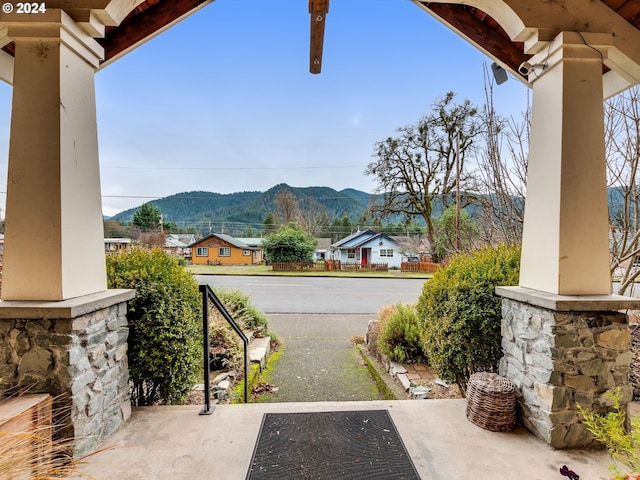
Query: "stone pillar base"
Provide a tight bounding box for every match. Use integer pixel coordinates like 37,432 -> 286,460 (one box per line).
496,286 -> 640,448
0,289 -> 135,458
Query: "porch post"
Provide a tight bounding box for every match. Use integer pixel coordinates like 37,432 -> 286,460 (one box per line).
519,32 -> 611,296
1,10 -> 106,300
498,32 -> 640,448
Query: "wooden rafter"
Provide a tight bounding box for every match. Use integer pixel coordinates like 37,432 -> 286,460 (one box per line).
98,0 -> 210,63
309,0 -> 329,74
421,3 -> 530,77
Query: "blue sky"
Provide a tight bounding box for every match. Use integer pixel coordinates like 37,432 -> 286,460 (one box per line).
0,0 -> 530,217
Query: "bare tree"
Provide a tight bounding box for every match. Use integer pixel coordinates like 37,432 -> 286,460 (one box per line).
274,190 -> 302,225
298,197 -> 330,237
138,231 -> 166,248
606,86 -> 640,296
365,92 -> 480,246
473,66 -> 528,246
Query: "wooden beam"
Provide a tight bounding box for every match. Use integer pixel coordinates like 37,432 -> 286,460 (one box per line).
98,0 -> 210,63
309,0 -> 329,74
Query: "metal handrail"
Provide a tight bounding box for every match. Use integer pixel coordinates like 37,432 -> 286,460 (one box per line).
199,284 -> 249,415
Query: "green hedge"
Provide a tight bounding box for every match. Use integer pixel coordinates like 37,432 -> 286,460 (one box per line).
417,244 -> 520,394
107,247 -> 201,406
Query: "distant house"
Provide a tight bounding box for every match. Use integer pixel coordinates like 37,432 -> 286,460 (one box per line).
313,238 -> 332,262
105,238 -> 131,253
164,234 -> 196,260
190,234 -> 261,265
330,229 -> 401,268
235,238 -> 265,264
391,236 -> 433,262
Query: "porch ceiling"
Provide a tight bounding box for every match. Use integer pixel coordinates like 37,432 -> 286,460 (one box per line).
1,1 -> 639,74
416,2 -> 531,80
0,0 -> 213,67
416,1 -> 640,82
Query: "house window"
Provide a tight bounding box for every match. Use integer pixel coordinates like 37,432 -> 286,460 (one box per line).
219,247 -> 231,257
380,249 -> 394,257
243,250 -> 251,256
196,247 -> 208,257
347,249 -> 356,259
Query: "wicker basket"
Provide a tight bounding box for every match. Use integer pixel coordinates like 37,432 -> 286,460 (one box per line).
465,372 -> 516,432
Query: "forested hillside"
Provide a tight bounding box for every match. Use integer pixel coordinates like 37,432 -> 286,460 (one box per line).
111,184 -> 372,235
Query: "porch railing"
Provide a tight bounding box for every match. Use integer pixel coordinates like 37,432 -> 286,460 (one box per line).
199,284 -> 249,415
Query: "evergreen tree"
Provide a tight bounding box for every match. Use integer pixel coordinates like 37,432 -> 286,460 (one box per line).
132,203 -> 162,232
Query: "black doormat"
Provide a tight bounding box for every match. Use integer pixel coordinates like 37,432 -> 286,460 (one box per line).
246,410 -> 420,480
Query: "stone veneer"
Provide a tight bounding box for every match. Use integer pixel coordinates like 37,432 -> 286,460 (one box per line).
0,289 -> 135,458
497,286 -> 640,449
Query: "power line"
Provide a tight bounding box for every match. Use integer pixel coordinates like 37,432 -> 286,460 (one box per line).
100,165 -> 367,171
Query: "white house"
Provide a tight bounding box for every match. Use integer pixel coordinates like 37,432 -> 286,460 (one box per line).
330,230 -> 401,268
104,238 -> 131,253
312,238 -> 332,262
164,234 -> 196,259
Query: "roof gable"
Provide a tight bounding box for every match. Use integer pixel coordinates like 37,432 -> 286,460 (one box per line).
351,233 -> 398,249
189,233 -> 256,250
332,229 -> 376,248
332,230 -> 394,248
315,238 -> 332,250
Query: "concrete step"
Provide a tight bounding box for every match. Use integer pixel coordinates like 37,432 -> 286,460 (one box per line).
248,336 -> 271,370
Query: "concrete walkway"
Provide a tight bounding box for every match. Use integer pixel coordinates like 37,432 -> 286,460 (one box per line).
256,313 -> 380,402
81,399 -> 612,479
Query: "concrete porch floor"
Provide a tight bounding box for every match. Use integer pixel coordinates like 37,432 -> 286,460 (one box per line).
81,399 -> 612,479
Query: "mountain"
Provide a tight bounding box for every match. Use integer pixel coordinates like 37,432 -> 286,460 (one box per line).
110,184 -> 373,234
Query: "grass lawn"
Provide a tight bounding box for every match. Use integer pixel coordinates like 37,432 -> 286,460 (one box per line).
186,264 -> 433,279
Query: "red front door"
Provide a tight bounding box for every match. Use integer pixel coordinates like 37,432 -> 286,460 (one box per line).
361,248 -> 369,265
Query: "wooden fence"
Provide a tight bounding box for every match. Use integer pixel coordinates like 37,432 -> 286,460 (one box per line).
271,262 -> 324,271
272,260 -> 388,272
339,262 -> 388,272
400,261 -> 440,273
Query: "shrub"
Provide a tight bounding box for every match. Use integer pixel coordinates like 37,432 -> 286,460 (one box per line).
213,288 -> 268,331
377,304 -> 399,327
417,244 -> 520,394
377,303 -> 425,364
262,223 -> 317,263
208,288 -> 270,374
578,388 -> 640,479
106,247 -> 201,406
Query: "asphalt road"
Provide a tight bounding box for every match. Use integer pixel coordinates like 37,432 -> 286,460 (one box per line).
195,276 -> 427,314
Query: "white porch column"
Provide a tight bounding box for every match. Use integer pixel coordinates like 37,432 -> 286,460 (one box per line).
1,11 -> 107,300
520,32 -> 611,295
